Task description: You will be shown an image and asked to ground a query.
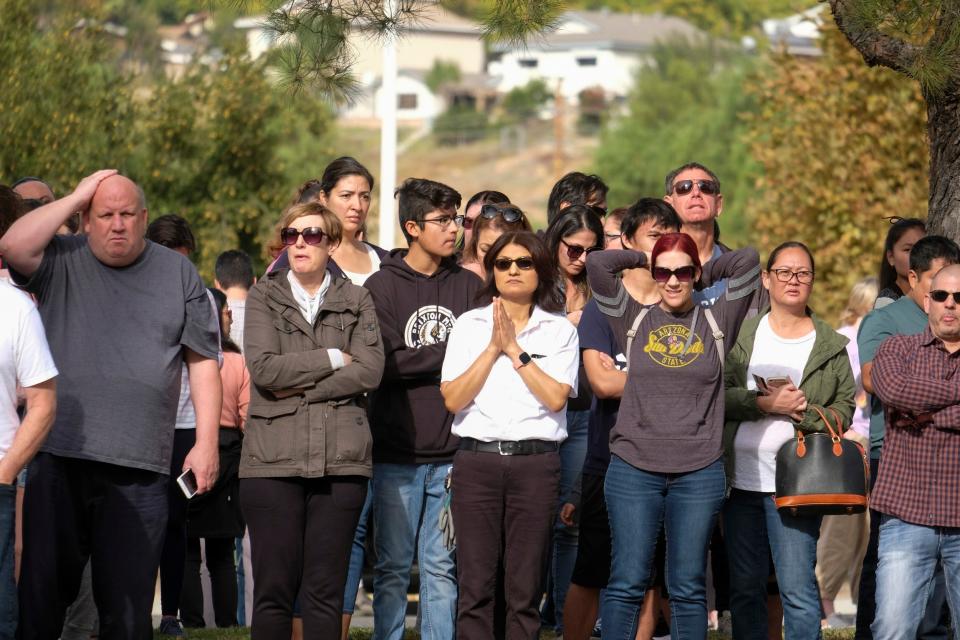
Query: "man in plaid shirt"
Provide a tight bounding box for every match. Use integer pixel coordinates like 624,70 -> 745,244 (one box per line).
869,263 -> 960,639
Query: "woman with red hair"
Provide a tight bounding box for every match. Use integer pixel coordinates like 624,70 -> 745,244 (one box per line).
586,231 -> 760,640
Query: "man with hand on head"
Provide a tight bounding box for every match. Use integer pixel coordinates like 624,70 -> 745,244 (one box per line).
0,170 -> 221,639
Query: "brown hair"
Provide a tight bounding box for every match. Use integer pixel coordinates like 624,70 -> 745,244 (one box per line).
464,204 -> 532,263
478,231 -> 564,313
279,202 -> 344,247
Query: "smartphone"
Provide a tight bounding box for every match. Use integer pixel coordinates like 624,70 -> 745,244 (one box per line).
767,376 -> 793,388
177,468 -> 198,499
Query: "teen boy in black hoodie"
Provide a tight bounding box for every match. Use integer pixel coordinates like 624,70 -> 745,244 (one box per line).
364,178 -> 484,640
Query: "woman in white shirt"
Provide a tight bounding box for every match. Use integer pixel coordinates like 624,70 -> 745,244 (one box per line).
441,231 -> 579,640
722,241 -> 855,639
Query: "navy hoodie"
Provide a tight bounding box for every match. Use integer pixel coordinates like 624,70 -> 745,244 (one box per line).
364,249 -> 485,463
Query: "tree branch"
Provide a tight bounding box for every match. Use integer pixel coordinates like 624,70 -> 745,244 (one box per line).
826,0 -> 923,77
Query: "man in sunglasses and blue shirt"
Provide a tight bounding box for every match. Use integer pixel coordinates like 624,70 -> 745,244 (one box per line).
664,162 -> 729,306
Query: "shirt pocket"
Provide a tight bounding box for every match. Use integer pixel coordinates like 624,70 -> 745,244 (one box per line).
320,312 -> 358,351
333,405 -> 372,464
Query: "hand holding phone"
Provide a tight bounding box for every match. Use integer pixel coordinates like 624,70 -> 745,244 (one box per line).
177,468 -> 198,499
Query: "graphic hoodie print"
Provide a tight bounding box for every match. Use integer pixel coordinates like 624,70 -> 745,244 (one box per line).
364,249 -> 485,463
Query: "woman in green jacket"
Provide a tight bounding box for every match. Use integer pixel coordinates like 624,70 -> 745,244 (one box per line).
722,241 -> 855,640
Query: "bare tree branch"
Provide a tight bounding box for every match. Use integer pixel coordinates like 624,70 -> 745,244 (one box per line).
825,0 -> 923,77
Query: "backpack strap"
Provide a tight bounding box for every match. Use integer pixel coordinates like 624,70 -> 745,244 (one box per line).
624,307 -> 651,373
703,307 -> 725,372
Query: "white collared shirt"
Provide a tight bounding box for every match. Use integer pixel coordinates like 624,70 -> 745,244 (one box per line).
286,270 -> 345,369
441,303 -> 579,443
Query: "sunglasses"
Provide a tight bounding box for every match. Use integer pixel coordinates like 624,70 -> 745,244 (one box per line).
480,204 -> 524,224
671,179 -> 720,196
280,226 -> 327,246
561,239 -> 601,261
494,256 -> 535,272
652,265 -> 697,283
930,290 -> 960,304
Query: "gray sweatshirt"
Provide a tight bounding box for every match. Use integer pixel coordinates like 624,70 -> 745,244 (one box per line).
586,248 -> 760,473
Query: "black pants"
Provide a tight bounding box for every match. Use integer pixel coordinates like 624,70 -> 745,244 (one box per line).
240,476 -> 366,640
451,449 -> 560,640
160,429 -> 195,616
18,453 -> 168,640
181,537 -> 238,628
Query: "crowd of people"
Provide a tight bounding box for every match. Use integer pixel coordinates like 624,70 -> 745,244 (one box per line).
0,158 -> 958,640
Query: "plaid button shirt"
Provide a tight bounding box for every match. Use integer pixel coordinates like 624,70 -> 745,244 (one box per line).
871,327 -> 960,528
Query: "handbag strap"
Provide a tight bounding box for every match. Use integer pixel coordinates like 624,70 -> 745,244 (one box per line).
802,405 -> 843,457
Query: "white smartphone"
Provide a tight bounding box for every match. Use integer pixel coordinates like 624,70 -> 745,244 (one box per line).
177,468 -> 198,499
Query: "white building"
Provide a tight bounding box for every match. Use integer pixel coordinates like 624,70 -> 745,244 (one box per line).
488,10 -> 706,104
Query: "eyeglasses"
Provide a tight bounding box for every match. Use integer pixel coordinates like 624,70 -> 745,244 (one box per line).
479,204 -> 524,224
420,214 -> 464,229
561,239 -> 601,261
671,179 -> 720,197
930,290 -> 960,304
770,268 -> 814,284
588,204 -> 608,216
494,256 -> 535,272
652,266 -> 697,283
280,226 -> 327,246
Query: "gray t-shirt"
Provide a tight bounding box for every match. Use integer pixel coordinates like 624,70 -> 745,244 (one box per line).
13,236 -> 219,474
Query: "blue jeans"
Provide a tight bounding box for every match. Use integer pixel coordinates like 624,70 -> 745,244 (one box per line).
602,456 -> 725,640
872,515 -> 960,639
723,489 -> 822,640
0,483 -> 15,640
373,463 -> 456,640
542,408 -> 590,631
343,481 -> 373,614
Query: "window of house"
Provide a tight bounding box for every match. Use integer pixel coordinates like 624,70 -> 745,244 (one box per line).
398,94 -> 418,110
518,58 -> 538,68
576,56 -> 598,67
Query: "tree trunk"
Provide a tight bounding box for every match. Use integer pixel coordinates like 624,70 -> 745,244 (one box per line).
926,91 -> 960,241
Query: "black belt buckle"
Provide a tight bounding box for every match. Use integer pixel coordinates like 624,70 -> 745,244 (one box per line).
497,440 -> 520,455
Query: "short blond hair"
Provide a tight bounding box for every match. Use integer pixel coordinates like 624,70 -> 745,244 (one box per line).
278,201 -> 343,247
840,276 -> 879,327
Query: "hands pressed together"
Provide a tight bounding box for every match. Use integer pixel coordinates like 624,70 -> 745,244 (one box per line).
486,297 -> 522,361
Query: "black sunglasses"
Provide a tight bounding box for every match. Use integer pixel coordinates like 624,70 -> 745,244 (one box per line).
494,256 -> 535,272
480,204 -> 524,224
930,290 -> 960,304
652,265 -> 697,283
561,239 -> 601,261
671,179 -> 720,196
280,226 -> 327,246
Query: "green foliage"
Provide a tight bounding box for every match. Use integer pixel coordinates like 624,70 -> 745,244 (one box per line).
744,23 -> 928,321
434,105 -> 490,146
425,59 -> 463,93
593,38 -> 759,246
0,0 -> 135,192
130,53 -> 335,278
500,79 -> 551,123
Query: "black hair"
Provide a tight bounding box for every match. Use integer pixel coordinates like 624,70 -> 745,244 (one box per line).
290,179 -> 324,206
766,241 -> 815,272
663,162 -> 721,195
909,235 -> 960,274
546,172 -> 609,225
878,217 -> 925,291
0,185 -> 24,239
146,214 -> 196,253
621,198 -> 682,241
215,250 -> 255,290
319,157 -> 375,196
465,190 -> 509,212
207,287 -> 242,354
394,177 -> 462,243
544,204 -> 605,297
478,231 -> 564,314
11,176 -> 52,191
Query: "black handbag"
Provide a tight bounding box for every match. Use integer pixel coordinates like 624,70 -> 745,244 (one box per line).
774,406 -> 870,516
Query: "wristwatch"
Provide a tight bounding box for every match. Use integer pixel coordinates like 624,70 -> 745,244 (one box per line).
513,351 -> 532,370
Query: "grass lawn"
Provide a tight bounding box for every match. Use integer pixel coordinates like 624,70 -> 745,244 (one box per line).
157,627 -> 857,639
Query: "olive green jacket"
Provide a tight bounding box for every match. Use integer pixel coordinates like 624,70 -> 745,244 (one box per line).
240,269 -> 385,479
723,309 -> 855,480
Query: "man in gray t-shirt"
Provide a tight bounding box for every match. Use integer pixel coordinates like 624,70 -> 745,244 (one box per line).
0,170 -> 222,639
